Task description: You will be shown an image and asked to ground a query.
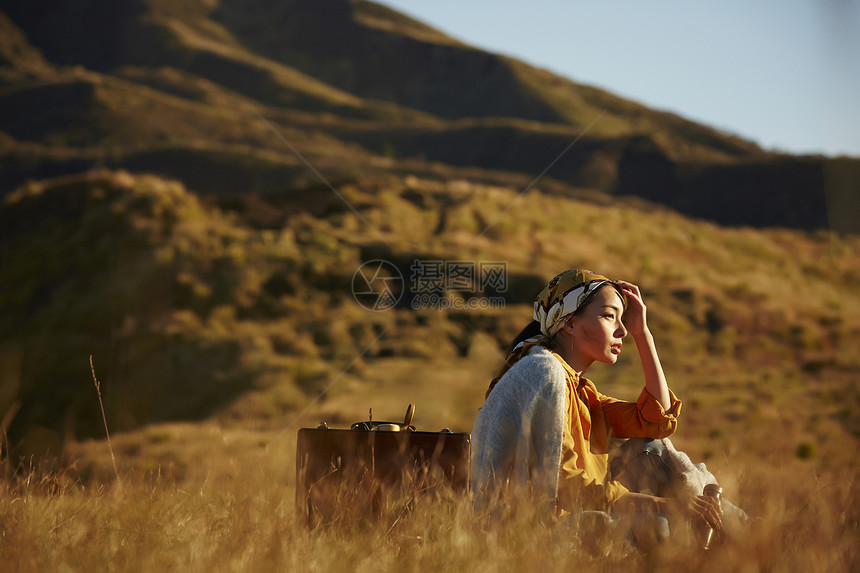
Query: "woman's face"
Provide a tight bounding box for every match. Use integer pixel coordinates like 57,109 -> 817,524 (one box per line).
567,285 -> 628,367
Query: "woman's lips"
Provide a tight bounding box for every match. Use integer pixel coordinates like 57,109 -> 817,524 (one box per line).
610,344 -> 622,355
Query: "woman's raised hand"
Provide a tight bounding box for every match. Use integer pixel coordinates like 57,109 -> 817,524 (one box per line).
615,280 -> 648,338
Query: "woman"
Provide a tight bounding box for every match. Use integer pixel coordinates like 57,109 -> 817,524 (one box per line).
471,269 -> 721,539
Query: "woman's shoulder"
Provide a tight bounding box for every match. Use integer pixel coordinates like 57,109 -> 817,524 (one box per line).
524,344 -> 564,365
503,345 -> 566,386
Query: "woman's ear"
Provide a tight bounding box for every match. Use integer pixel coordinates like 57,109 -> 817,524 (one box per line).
560,315 -> 576,334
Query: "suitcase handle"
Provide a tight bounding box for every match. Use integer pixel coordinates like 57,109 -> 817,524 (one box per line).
349,403 -> 417,431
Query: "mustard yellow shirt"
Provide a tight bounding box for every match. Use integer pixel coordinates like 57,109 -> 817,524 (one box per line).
549,349 -> 682,512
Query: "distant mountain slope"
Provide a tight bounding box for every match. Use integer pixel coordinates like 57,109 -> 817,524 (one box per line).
0,0 -> 762,156
209,0 -> 766,161
0,0 -> 857,232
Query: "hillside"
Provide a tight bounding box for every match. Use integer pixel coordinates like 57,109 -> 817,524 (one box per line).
0,172 -> 858,572
1,0 -> 857,232
2,169 -> 859,467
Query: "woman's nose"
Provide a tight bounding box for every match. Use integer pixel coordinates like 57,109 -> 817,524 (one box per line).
616,321 -> 628,338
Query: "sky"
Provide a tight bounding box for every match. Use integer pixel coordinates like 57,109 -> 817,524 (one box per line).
374,0 -> 860,158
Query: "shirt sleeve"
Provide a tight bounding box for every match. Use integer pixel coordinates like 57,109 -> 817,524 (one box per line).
599,387 -> 682,439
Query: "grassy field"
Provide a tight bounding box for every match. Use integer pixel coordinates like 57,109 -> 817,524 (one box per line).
2,388 -> 858,572
4,337 -> 860,571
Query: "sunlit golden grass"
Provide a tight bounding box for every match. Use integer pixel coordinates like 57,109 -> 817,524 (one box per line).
3,430 -> 858,572
7,333 -> 857,571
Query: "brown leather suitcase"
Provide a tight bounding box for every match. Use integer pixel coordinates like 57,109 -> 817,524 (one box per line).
296,410 -> 470,525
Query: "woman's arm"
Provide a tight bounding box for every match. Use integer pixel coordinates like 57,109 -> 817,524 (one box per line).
616,281 -> 672,412
614,491 -> 723,530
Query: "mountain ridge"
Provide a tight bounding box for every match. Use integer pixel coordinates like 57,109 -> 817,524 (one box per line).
2,0 -> 857,231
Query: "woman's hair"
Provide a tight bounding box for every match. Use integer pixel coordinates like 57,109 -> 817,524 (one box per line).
508,320 -> 542,352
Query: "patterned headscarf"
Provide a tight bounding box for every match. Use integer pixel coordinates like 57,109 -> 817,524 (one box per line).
534,269 -> 614,337
485,269 -> 620,399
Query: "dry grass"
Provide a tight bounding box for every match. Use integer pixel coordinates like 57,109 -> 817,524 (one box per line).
2,435 -> 858,572
6,341 -> 860,571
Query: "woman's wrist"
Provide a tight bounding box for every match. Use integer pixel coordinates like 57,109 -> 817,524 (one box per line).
631,325 -> 653,345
